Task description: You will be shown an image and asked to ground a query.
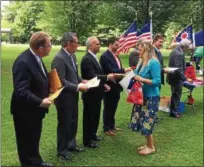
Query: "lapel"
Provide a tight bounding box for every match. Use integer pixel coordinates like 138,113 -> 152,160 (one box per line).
61,48 -> 78,75
29,50 -> 48,82
87,52 -> 102,71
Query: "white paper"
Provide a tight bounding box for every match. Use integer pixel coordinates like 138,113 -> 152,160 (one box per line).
119,70 -> 135,94
86,77 -> 100,88
164,67 -> 179,72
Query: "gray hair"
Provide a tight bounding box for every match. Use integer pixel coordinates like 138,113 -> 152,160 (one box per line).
61,32 -> 77,47
86,37 -> 98,49
179,39 -> 191,48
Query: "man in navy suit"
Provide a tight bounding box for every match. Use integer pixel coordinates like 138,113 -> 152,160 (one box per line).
100,37 -> 131,136
152,34 -> 165,87
80,37 -> 116,148
11,32 -> 53,166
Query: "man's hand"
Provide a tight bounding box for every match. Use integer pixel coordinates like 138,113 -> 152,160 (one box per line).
187,78 -> 193,83
81,79 -> 88,84
78,83 -> 88,92
104,84 -> 111,92
124,67 -> 132,73
107,73 -> 116,82
40,98 -> 52,108
163,68 -> 169,74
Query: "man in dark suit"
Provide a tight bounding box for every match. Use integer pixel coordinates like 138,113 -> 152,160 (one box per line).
81,37 -> 116,148
11,31 -> 53,167
167,39 -> 192,118
153,34 -> 165,87
100,37 -> 131,136
51,32 -> 88,161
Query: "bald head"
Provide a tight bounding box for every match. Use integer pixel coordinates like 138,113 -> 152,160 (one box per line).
86,37 -> 100,54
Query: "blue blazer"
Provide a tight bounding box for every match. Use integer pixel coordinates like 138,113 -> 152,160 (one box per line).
100,50 -> 125,92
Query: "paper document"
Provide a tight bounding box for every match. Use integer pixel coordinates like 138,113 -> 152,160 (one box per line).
119,71 -> 135,94
164,67 -> 179,72
49,87 -> 64,101
86,77 -> 100,88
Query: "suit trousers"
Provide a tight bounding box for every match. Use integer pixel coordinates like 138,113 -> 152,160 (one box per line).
103,91 -> 120,132
13,113 -> 43,166
170,82 -> 183,115
55,99 -> 78,154
82,98 -> 102,145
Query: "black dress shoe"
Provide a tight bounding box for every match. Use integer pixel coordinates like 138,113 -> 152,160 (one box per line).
92,136 -> 104,141
84,142 -> 99,148
57,153 -> 71,161
68,147 -> 85,152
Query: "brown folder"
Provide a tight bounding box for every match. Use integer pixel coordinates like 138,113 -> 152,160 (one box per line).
48,68 -> 64,100
48,68 -> 62,93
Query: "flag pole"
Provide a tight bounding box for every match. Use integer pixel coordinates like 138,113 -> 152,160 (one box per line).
150,11 -> 153,42
191,18 -> 195,47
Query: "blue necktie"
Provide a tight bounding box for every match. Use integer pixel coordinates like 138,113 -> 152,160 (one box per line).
70,55 -> 76,71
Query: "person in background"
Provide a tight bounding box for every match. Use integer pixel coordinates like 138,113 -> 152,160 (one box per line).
100,37 -> 132,136
80,37 -> 116,148
11,31 -> 53,166
129,46 -> 140,68
152,34 -> 165,87
51,32 -> 88,161
130,40 -> 161,156
166,39 -> 193,118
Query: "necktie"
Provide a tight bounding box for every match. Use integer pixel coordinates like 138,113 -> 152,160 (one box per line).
70,55 -> 77,71
114,54 -> 121,69
38,60 -> 46,77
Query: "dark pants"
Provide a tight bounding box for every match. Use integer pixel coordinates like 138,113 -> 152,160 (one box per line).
82,98 -> 101,145
170,82 -> 183,115
195,57 -> 202,70
55,99 -> 78,155
13,113 -> 43,166
103,91 -> 120,132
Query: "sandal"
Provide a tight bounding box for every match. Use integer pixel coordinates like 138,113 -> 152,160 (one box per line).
138,146 -> 155,156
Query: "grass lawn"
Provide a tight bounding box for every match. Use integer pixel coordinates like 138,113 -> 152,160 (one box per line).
1,44 -> 203,166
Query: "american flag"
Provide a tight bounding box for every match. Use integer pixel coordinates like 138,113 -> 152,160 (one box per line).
172,25 -> 193,44
136,21 -> 152,42
117,21 -> 137,54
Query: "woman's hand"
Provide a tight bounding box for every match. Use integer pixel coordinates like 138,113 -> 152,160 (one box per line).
134,75 -> 144,82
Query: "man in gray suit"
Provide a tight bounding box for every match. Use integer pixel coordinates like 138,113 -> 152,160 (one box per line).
51,32 -> 88,161
167,39 -> 192,118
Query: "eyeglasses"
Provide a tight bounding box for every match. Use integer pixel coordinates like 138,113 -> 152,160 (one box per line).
69,40 -> 79,44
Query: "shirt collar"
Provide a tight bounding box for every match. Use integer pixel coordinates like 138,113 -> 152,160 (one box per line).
30,48 -> 41,62
178,46 -> 184,54
88,50 -> 98,59
154,46 -> 160,53
63,48 -> 71,56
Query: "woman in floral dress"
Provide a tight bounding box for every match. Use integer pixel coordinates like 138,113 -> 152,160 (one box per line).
130,40 -> 161,155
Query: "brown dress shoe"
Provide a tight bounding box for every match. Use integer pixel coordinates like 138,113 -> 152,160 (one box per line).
104,130 -> 116,136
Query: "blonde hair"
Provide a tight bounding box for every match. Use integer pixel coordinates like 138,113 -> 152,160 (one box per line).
30,31 -> 51,50
136,40 -> 159,70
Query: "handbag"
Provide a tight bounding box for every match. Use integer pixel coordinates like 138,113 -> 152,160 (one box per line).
126,81 -> 143,105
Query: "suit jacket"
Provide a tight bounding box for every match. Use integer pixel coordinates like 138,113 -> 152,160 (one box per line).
11,49 -> 49,119
51,48 -> 82,103
100,49 -> 124,93
154,47 -> 165,85
81,51 -> 107,101
129,49 -> 140,67
166,46 -> 187,85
